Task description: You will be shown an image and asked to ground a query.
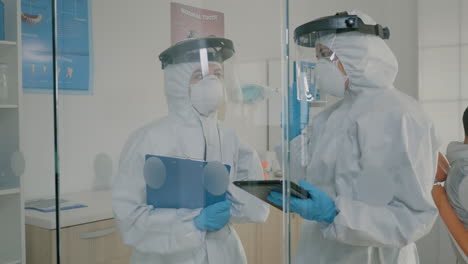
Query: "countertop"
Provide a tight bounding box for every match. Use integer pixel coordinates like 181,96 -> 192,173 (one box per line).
25,191 -> 114,230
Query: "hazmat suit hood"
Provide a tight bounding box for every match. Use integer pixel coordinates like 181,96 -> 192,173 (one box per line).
164,62 -> 226,122
321,10 -> 399,93
164,62 -> 199,115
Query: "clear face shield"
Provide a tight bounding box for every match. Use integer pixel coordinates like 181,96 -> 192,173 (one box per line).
159,37 -> 242,117
293,12 -> 390,102
287,31 -> 340,146
295,31 -> 338,103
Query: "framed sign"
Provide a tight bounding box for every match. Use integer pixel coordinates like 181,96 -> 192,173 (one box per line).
171,2 -> 224,44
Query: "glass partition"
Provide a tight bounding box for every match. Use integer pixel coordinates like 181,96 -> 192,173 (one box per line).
20,0 -> 59,263
51,1 -> 287,264
19,1 -> 468,264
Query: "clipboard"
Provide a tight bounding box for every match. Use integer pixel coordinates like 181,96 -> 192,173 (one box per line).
233,180 -> 311,210
144,154 -> 231,209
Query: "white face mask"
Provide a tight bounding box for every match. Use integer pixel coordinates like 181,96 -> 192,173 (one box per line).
190,76 -> 224,116
315,59 -> 348,98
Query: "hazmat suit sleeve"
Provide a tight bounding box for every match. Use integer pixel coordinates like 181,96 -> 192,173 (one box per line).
112,133 -> 205,254
321,112 -> 439,248
228,142 -> 270,224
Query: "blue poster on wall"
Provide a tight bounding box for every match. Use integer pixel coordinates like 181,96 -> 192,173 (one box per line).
21,0 -> 92,93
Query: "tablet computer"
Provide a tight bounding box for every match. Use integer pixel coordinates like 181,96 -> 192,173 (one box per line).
233,180 -> 311,210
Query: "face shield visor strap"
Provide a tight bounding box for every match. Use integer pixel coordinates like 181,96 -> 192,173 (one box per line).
199,48 -> 210,78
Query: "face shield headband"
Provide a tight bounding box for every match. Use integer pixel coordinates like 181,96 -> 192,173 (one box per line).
294,11 -> 390,48
159,37 -> 235,70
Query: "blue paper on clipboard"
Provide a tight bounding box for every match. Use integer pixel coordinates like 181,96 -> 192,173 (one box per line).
25,198 -> 87,213
144,155 -> 232,209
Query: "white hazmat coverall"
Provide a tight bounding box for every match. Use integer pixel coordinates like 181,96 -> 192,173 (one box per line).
287,10 -> 441,264
113,62 -> 269,264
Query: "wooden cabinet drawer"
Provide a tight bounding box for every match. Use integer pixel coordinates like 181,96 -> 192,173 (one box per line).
235,207 -> 303,264
61,219 -> 131,264
27,219 -> 131,264
27,212 -> 302,264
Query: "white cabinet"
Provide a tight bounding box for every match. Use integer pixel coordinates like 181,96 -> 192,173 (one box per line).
0,0 -> 24,263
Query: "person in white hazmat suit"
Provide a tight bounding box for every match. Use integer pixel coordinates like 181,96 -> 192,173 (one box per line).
113,37 -> 269,264
268,10 -> 441,264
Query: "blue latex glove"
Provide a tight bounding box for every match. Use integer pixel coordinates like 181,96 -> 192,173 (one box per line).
194,200 -> 232,231
267,180 -> 337,223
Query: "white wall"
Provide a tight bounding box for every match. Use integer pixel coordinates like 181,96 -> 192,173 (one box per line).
417,0 -> 468,263
419,0 -> 467,149
21,0 -> 284,199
